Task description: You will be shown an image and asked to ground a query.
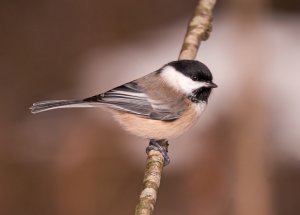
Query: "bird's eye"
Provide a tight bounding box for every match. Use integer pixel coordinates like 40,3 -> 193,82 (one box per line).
191,75 -> 198,81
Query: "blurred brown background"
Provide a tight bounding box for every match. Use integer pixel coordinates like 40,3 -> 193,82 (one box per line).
1,0 -> 300,214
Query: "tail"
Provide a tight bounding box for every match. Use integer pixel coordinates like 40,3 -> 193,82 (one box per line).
30,99 -> 97,114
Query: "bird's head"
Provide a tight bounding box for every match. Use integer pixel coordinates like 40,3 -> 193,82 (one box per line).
160,60 -> 217,103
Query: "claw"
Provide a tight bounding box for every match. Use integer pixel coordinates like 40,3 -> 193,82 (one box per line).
146,139 -> 170,166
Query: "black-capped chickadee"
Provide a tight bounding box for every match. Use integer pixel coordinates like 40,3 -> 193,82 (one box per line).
30,60 -> 217,165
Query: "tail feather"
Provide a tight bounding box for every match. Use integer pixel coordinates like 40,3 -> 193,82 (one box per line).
30,100 -> 96,114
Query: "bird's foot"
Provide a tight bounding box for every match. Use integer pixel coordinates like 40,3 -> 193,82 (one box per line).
146,139 -> 170,166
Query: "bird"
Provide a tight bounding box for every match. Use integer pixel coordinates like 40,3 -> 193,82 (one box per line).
30,60 -> 217,165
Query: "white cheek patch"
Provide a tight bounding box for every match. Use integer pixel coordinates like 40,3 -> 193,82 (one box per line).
160,66 -> 206,94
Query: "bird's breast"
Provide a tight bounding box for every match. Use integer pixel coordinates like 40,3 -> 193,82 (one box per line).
111,103 -> 206,140
194,102 -> 207,117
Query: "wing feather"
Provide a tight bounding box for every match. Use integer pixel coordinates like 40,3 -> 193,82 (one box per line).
83,82 -> 184,121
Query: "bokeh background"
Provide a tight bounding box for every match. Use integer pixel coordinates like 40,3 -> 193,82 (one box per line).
1,0 -> 300,214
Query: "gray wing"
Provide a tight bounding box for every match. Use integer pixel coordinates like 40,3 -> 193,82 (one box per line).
83,82 -> 184,121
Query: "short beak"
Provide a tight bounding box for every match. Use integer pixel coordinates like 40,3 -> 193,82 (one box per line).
205,82 -> 218,88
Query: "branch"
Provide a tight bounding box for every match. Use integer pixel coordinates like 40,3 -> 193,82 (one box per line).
135,1 -> 217,214
179,0 -> 217,60
135,150 -> 164,215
